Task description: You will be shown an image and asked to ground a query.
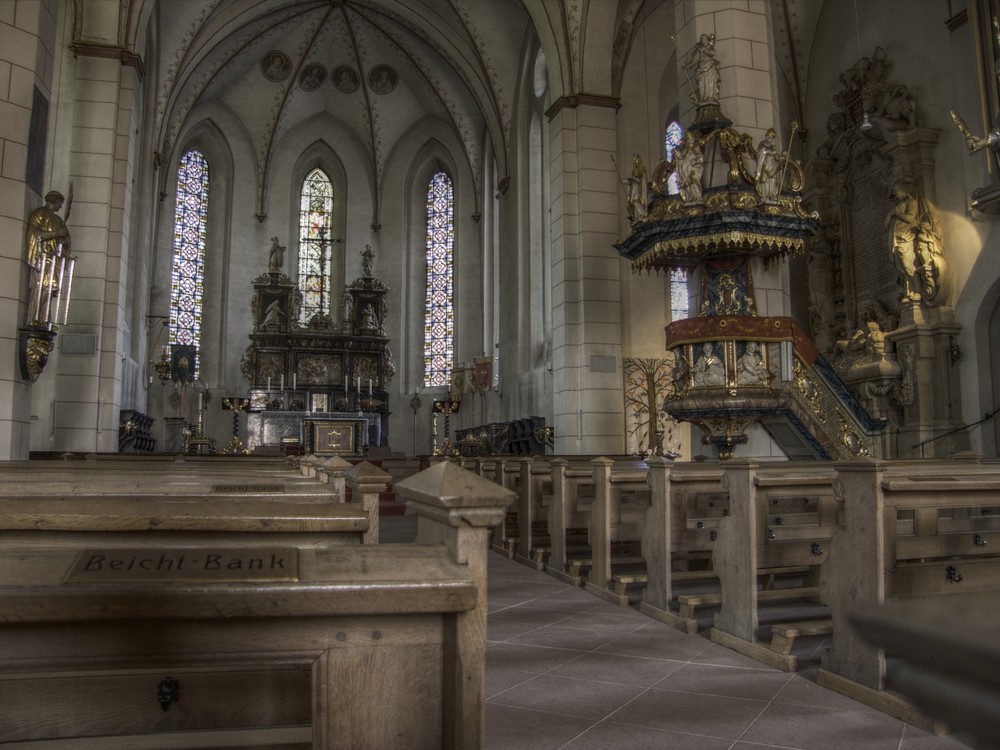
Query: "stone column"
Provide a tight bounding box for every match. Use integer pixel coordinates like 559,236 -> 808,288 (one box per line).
0,1 -> 60,458
45,2 -> 144,452
396,461 -> 515,750
547,100 -> 625,454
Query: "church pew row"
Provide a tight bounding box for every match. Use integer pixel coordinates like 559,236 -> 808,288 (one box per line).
475,455 -> 834,647
0,496 -> 368,548
0,460 -> 515,748
3,454 -> 394,545
494,455 -> 648,588
1,455 -> 332,500
817,458 -> 1000,732
472,451 -> 1000,733
470,456 -> 691,607
474,455 -> 727,601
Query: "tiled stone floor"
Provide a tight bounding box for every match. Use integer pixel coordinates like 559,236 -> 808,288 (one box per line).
381,515 -> 975,750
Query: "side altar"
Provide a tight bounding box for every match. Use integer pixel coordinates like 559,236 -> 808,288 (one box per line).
240,241 -> 396,454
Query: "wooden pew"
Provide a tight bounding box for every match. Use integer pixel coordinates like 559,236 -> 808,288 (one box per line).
511,457 -> 554,570
707,460 -> 838,670
639,461 -> 833,651
581,457 -> 651,605
639,462 -> 728,624
817,458 -> 1000,732
0,460 -> 514,748
544,458 -> 597,586
0,496 -> 367,548
488,457 -> 521,558
0,456 -> 336,503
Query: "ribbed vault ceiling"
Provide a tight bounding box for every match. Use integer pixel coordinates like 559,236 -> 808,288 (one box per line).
152,0 -> 533,221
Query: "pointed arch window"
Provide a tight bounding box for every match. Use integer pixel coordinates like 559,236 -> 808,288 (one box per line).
423,171 -> 454,387
664,120 -> 683,195
169,149 -> 209,378
664,121 -> 689,322
298,168 -> 334,323
670,267 -> 690,321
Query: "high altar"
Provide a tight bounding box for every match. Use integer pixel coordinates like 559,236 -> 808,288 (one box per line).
240,242 -> 395,454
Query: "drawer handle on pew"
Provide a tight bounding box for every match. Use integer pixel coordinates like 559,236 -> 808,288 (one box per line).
946,565 -> 963,583
811,542 -> 823,557
158,676 -> 179,711
974,533 -> 987,547
767,529 -> 775,541
710,530 -> 718,541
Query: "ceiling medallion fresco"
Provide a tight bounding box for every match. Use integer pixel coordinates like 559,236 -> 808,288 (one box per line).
261,50 -> 291,82
297,63 -> 326,91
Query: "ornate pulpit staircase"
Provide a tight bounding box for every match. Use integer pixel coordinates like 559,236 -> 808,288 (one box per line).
616,79 -> 883,459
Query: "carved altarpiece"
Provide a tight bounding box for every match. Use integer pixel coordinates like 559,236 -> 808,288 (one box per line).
240,251 -> 396,452
806,49 -> 966,457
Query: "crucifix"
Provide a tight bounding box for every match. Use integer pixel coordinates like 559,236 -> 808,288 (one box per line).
315,227 -> 344,315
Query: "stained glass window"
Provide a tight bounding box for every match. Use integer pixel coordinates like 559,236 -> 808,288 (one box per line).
298,169 -> 334,323
168,149 -> 209,378
670,267 -> 690,321
664,120 -> 683,195
424,171 -> 454,387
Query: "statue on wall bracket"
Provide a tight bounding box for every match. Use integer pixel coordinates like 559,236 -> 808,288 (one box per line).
885,181 -> 944,305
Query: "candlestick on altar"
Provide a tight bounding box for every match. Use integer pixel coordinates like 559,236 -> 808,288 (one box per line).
368,378 -> 372,396
280,374 -> 284,391
220,396 -> 251,455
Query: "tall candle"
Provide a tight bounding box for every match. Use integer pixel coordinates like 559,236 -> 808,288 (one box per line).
356,376 -> 360,391
280,374 -> 284,391
293,373 -> 297,390
368,378 -> 372,396
344,375 -> 348,390
267,376 -> 271,391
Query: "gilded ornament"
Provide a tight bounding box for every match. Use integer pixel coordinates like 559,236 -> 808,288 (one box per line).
23,335 -> 54,383
840,419 -> 870,457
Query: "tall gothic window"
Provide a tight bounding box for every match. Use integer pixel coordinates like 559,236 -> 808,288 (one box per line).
298,169 -> 334,323
665,119 -> 689,320
664,120 -> 683,195
670,267 -> 690,321
423,171 -> 454,387
168,149 -> 209,378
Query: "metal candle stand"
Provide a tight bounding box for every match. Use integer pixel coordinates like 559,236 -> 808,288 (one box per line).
221,397 -> 251,455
